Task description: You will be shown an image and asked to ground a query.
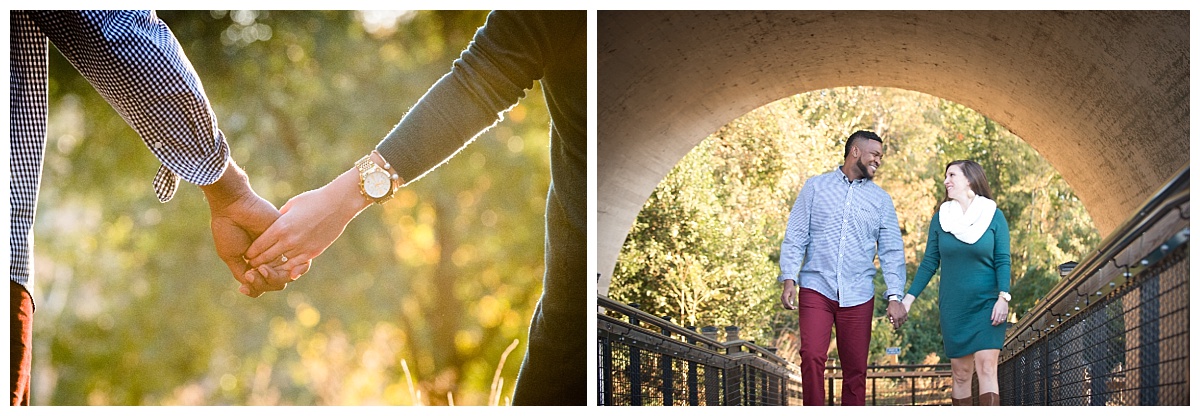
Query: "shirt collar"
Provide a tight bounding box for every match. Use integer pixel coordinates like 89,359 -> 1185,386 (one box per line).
836,166 -> 869,185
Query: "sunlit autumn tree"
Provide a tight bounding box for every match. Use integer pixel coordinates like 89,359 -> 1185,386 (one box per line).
610,86 -> 1100,365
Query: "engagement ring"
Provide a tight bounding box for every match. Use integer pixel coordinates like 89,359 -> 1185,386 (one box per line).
280,255 -> 288,263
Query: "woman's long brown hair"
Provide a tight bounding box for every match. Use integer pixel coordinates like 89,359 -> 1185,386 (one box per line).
941,159 -> 994,205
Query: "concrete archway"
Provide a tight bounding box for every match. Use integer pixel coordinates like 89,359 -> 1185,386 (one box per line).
598,11 -> 1189,294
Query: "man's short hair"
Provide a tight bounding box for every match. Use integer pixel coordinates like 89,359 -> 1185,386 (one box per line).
843,130 -> 883,158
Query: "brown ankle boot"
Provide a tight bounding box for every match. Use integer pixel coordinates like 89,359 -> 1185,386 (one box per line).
952,396 -> 973,405
979,392 -> 999,405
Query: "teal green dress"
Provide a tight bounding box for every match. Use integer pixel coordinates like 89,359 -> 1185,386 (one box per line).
907,208 -> 1011,358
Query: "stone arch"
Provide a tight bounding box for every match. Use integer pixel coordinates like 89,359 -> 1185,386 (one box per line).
598,11 -> 1188,294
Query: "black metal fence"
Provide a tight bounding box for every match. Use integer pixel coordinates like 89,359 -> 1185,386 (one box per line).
597,298 -> 960,406
823,364 -> 955,405
600,167 -> 1188,406
597,297 -> 800,405
1000,166 -> 1189,406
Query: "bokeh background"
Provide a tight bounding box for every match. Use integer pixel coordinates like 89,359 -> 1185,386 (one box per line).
32,10 -> 550,405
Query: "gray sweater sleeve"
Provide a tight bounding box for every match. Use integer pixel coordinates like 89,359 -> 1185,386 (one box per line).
375,11 -> 572,183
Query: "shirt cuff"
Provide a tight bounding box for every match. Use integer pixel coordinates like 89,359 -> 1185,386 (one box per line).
152,165 -> 180,202
152,135 -> 231,203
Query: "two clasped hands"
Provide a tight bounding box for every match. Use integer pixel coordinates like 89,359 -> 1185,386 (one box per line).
779,280 -> 915,330
207,151 -> 396,298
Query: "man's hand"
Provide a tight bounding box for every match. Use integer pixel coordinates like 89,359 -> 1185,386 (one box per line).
781,279 -> 798,310
244,167 -> 372,281
202,160 -> 301,297
886,299 -> 908,329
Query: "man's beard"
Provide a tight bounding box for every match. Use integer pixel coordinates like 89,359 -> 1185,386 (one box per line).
856,158 -> 874,179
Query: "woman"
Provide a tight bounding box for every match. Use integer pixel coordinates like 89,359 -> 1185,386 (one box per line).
239,11 -> 586,405
902,160 -> 1011,406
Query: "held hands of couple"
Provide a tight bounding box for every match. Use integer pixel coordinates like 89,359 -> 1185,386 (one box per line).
886,298 -> 907,329
890,294 -> 917,330
242,167 -> 376,290
202,160 -> 300,298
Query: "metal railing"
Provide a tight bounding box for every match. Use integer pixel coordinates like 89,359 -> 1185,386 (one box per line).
597,296 -> 801,405
1000,166 -> 1189,405
822,364 -> 955,405
600,167 -> 1188,406
597,298 -> 957,406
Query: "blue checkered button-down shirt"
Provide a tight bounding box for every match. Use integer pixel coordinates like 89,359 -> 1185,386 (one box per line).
10,10 -> 229,293
778,167 -> 906,307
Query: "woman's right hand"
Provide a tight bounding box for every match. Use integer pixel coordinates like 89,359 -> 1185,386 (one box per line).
244,168 -> 373,285
901,294 -> 915,312
991,298 -> 1009,326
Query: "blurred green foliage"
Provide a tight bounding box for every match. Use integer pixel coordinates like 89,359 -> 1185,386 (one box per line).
610,86 -> 1100,367
35,10 -> 551,405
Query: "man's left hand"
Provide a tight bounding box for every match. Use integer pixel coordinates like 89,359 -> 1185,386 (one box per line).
202,159 -> 305,297
886,300 -> 908,329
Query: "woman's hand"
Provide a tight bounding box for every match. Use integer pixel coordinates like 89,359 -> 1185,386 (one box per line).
901,294 -> 915,313
199,159 -> 300,297
991,297 -> 1009,326
243,168 -> 373,289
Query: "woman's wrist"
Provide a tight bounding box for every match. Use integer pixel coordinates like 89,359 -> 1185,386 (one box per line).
333,168 -> 374,217
370,150 -> 400,179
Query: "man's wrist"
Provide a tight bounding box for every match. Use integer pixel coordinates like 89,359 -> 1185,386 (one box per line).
200,159 -> 253,210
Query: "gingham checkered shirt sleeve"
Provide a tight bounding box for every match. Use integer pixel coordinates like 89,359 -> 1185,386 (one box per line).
777,168 -> 907,307
27,10 -> 230,199
10,10 -> 228,289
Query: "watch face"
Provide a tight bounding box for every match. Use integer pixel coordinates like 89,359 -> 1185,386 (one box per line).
364,170 -> 391,198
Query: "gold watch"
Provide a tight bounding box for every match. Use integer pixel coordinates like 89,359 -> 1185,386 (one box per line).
355,151 -> 401,205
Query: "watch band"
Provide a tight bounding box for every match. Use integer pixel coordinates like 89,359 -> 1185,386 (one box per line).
998,291 -> 1011,302
356,151 -> 402,205
354,154 -> 374,174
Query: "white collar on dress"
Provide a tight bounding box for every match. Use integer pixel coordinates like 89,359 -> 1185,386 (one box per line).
938,196 -> 996,244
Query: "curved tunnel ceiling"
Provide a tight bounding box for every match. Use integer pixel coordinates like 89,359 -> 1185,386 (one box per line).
597,11 -> 1189,294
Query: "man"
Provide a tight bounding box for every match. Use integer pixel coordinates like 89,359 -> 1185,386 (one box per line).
778,130 -> 907,406
10,10 -> 292,404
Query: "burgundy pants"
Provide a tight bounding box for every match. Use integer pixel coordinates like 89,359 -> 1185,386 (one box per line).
797,288 -> 874,406
11,281 -> 33,405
